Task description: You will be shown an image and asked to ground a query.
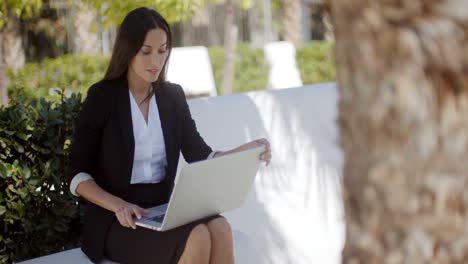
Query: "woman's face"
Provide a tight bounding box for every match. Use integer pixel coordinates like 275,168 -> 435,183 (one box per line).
128,28 -> 168,85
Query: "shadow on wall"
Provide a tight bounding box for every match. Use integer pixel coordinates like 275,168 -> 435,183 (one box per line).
182,82 -> 345,264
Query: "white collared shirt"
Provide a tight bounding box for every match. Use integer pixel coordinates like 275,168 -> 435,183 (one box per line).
129,90 -> 167,184
69,90 -> 219,196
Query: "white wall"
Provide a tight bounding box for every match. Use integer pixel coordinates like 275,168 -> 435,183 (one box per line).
184,82 -> 345,264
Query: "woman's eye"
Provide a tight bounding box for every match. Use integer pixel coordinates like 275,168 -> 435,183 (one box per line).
142,50 -> 151,55
158,49 -> 167,54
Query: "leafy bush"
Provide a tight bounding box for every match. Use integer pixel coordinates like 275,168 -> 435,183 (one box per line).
296,41 -> 336,85
0,93 -> 84,263
7,54 -> 108,102
209,44 -> 268,94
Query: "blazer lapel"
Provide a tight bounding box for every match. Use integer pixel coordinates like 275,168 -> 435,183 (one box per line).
116,79 -> 135,186
155,85 -> 176,177
116,80 -> 176,187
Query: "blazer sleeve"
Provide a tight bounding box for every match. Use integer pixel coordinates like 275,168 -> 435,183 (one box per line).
175,84 -> 213,163
66,83 -> 109,186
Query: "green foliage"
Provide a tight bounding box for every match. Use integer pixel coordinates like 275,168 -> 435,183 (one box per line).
81,0 -> 209,27
296,41 -> 336,84
7,54 -> 109,102
7,42 -> 335,102
0,93 -> 84,263
209,44 -> 268,94
0,0 -> 42,29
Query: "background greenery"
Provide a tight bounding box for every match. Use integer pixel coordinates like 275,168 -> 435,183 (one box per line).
208,43 -> 269,95
7,41 -> 335,102
0,93 -> 83,263
7,54 -> 109,102
296,41 -> 335,84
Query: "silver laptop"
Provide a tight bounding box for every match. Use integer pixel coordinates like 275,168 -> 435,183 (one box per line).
135,146 -> 264,231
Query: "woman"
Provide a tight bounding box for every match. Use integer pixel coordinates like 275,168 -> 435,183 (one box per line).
66,7 -> 271,264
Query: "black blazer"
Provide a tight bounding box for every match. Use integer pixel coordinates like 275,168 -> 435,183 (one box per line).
66,78 -> 212,263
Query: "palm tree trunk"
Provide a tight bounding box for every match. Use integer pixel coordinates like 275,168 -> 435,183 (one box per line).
72,2 -> 99,54
331,0 -> 468,262
0,32 -> 8,106
222,0 -> 238,95
282,0 -> 303,46
0,0 -> 25,106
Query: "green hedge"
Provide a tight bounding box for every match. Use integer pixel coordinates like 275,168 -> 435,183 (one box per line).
7,42 -> 336,102
296,41 -> 336,84
7,54 -> 109,102
208,44 -> 269,94
0,94 -> 84,263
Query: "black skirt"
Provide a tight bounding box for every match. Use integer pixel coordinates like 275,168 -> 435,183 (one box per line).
104,181 -> 221,264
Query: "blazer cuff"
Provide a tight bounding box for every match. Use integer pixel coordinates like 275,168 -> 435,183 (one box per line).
207,151 -> 221,160
70,172 -> 94,196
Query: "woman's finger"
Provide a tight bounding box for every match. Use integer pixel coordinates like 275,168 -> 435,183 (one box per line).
119,212 -> 129,228
260,153 -> 269,162
115,208 -> 125,227
116,213 -> 128,228
119,208 -> 132,229
133,207 -> 142,220
125,209 -> 136,229
139,207 -> 151,216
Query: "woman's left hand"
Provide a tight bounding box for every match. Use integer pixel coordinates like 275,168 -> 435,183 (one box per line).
238,138 -> 272,166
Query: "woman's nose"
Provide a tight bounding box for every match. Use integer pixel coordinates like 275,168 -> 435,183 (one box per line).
151,53 -> 165,66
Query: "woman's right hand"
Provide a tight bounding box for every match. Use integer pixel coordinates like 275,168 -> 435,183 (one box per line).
113,201 -> 150,229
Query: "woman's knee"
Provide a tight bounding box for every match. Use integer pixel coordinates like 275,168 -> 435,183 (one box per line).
188,224 -> 212,250
206,217 -> 233,240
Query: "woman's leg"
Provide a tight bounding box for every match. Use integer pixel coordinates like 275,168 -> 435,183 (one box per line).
206,217 -> 234,264
178,224 -> 212,264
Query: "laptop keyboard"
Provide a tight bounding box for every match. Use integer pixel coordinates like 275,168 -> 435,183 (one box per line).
148,214 -> 165,223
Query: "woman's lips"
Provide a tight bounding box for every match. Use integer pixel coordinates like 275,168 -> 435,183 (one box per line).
147,69 -> 159,75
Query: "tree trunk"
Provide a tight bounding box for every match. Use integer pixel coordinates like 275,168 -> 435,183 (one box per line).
331,0 -> 468,262
282,0 -> 303,46
2,15 -> 25,71
248,0 -> 263,47
0,1 -> 26,106
0,33 -> 8,106
73,2 -> 99,54
222,0 -> 237,95
322,7 -> 334,43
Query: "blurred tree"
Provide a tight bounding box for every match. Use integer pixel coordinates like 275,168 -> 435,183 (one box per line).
80,0 -> 209,25
217,0 -> 253,94
221,0 -> 237,94
282,0 -> 302,46
81,0 -> 255,95
71,1 -> 99,54
332,0 -> 468,262
0,0 -> 43,106
24,4 -> 71,60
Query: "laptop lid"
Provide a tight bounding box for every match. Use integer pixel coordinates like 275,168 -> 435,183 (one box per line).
160,146 -> 264,231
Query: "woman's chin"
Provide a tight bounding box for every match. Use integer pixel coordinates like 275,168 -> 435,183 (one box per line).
145,75 -> 159,83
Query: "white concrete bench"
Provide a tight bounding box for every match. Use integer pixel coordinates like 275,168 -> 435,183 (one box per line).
18,231 -> 256,264
20,82 -> 344,264
184,82 -> 344,263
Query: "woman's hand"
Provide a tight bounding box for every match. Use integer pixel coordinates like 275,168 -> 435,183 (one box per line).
113,201 -> 150,229
237,138 -> 272,166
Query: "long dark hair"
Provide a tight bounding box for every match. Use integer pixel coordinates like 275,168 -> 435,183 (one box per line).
104,7 -> 172,102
